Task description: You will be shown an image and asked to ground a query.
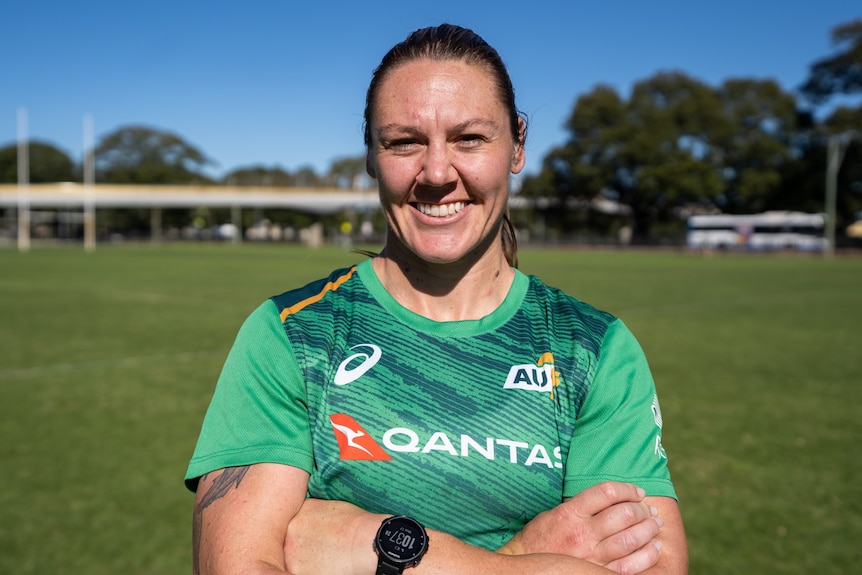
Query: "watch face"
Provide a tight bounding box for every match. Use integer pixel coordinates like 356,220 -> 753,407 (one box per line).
376,516 -> 428,565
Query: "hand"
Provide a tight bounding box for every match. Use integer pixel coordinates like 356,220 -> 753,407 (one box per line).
498,482 -> 664,574
284,498 -> 386,575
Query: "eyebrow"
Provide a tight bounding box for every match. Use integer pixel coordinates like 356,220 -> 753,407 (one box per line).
375,118 -> 501,139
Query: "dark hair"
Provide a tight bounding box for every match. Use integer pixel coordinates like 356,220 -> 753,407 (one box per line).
363,23 -> 525,267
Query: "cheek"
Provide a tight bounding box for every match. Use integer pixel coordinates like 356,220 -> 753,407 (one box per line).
458,155 -> 513,195
375,180 -> 408,218
375,159 -> 417,203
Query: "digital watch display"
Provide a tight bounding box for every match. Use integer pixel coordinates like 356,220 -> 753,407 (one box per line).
373,515 -> 429,575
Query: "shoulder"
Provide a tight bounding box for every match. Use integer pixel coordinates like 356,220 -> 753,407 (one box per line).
269,265 -> 360,320
523,273 -> 616,323
522,273 -> 618,352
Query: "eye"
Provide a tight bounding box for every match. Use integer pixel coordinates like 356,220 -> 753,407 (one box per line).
384,139 -> 421,153
457,134 -> 486,148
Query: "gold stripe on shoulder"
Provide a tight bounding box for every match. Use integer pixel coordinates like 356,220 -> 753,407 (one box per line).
280,266 -> 357,321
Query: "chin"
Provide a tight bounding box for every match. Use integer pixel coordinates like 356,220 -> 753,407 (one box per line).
414,251 -> 461,265
415,241 -> 484,266
403,231 -> 500,266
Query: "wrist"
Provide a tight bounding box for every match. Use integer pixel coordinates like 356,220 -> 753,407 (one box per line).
351,512 -> 390,575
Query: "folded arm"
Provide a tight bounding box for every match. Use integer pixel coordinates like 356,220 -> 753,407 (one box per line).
194,464 -> 686,575
195,465 -> 627,575
284,497 -> 618,575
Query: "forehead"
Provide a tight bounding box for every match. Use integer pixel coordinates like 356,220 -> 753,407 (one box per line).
372,58 -> 505,121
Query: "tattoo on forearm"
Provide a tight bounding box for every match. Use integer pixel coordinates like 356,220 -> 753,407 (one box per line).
192,466 -> 251,575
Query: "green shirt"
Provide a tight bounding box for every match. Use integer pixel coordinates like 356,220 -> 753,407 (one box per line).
186,259 -> 676,549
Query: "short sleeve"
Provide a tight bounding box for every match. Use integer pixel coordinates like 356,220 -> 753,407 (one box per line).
563,319 -> 677,499
184,300 -> 313,491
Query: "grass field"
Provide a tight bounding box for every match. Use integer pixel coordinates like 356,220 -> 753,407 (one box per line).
1,242 -> 860,574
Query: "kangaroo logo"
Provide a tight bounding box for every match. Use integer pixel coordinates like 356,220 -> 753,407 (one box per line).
329,413 -> 392,460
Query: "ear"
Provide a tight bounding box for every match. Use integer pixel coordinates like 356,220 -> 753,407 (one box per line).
511,116 -> 526,174
365,151 -> 377,179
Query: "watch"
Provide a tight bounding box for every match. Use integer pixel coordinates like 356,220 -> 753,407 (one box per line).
373,515 -> 429,575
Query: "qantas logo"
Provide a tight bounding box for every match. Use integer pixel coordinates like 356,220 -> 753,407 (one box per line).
329,413 -> 562,468
334,344 -> 382,386
329,414 -> 391,460
503,352 -> 561,399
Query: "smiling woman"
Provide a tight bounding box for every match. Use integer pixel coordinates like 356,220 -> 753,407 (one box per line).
186,23 -> 687,575
366,57 -> 525,311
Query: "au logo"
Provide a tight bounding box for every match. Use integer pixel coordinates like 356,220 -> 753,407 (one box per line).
503,353 -> 562,400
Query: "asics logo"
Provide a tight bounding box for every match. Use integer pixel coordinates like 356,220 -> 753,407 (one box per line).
334,344 -> 382,386
503,352 -> 561,399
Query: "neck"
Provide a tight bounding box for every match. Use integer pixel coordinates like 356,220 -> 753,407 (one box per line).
372,239 -> 515,322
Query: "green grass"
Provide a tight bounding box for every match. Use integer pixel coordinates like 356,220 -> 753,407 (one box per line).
1,243 -> 860,574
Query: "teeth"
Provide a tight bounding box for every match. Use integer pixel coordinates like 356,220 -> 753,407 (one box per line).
417,201 -> 465,217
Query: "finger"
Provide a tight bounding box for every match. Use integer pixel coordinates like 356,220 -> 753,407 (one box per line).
604,540 -> 663,575
591,501 -> 657,541
566,482 -> 647,517
597,515 -> 664,564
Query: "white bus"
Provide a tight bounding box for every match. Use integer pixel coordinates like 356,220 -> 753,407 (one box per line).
687,211 -> 827,252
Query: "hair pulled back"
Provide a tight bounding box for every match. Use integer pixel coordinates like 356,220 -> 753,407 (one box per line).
363,23 -> 526,267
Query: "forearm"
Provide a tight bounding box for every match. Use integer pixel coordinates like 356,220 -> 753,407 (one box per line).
412,529 -> 615,575
286,491 -> 689,575
285,499 -> 615,575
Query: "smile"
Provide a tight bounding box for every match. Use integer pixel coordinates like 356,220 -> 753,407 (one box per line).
415,201 -> 466,217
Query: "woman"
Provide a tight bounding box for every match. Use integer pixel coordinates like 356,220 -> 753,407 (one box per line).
186,24 -> 688,575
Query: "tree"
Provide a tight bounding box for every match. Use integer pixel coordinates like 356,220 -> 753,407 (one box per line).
0,141 -> 76,183
292,165 -> 322,187
714,78 -> 798,212
622,72 -> 727,234
521,69 -> 822,241
95,125 -> 214,184
523,72 -> 728,240
800,19 -> 862,104
794,19 -> 862,231
825,106 -> 862,230
327,155 -> 368,188
222,165 -> 295,186
518,85 -> 629,237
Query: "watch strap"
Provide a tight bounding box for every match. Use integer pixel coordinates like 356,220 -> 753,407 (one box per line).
376,556 -> 405,575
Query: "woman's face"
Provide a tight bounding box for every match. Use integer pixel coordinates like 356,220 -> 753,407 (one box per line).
366,58 -> 525,265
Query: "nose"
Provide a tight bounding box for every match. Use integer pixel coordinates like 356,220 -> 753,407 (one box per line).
417,140 -> 454,186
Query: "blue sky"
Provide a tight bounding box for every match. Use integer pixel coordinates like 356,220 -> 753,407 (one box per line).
2,1 -> 859,179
